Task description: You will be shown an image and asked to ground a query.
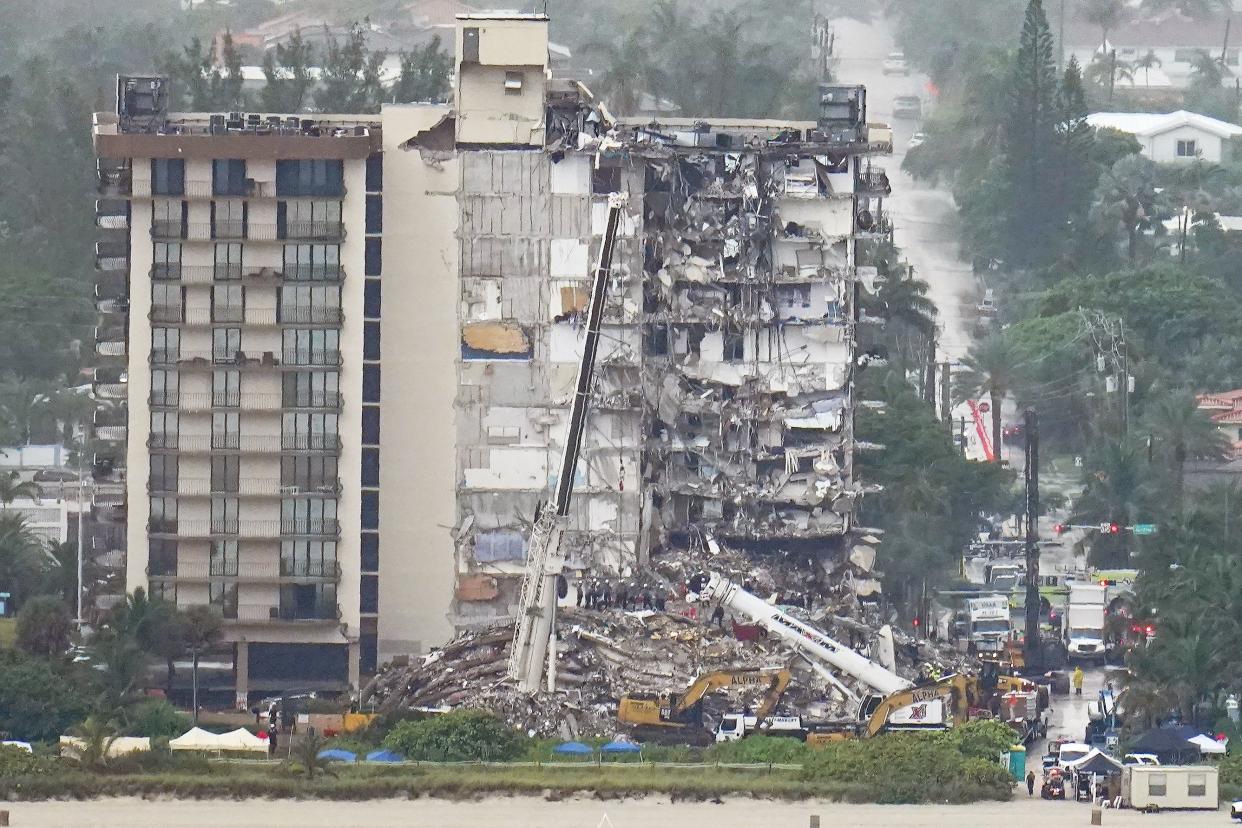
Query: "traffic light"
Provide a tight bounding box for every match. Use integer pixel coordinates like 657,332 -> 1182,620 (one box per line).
1108,523 -> 1122,534
1053,523 -> 1068,536
912,616 -> 920,629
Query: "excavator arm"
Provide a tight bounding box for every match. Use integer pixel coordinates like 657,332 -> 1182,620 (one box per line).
671,668 -> 793,717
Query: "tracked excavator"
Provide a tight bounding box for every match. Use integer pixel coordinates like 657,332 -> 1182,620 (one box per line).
617,668 -> 793,744
688,571 -> 1044,740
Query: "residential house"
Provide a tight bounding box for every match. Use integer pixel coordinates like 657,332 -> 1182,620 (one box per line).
1064,10 -> 1242,89
1085,110 -> 1242,163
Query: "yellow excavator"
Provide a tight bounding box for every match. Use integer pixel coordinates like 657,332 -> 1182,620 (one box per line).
617,668 -> 792,743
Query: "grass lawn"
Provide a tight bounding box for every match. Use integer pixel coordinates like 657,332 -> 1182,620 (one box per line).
0,617 -> 15,649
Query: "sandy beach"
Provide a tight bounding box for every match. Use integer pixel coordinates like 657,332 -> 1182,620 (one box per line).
2,796 -> 1228,828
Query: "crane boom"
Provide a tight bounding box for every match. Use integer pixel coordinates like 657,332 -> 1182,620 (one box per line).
689,571 -> 912,697
508,193 -> 628,694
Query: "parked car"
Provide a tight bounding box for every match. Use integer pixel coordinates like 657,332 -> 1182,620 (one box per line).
892,95 -> 922,120
882,51 -> 910,75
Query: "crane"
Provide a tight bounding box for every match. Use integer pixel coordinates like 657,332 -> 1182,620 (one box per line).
507,192 -> 628,694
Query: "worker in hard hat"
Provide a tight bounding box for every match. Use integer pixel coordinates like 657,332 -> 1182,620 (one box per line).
1073,665 -> 1084,696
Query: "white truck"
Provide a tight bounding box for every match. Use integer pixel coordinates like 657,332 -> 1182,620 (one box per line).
1065,582 -> 1108,664
966,595 -> 1011,656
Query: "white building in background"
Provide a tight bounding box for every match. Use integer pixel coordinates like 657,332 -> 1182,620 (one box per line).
1086,110 -> 1242,163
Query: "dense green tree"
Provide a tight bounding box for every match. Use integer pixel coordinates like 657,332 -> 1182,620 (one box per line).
315,22 -> 386,114
391,35 -> 453,104
1141,390 -> 1228,510
15,595 -> 73,658
259,28 -> 316,113
582,28 -> 664,116
158,33 -> 245,111
0,514 -> 43,609
0,651 -> 93,741
1072,438 -> 1160,565
1089,155 -> 1168,262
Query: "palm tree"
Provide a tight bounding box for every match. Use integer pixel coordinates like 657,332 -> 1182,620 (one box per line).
957,333 -> 1019,463
1188,49 -> 1227,91
1142,390 -> 1227,510
1085,54 -> 1135,95
0,375 -> 51,445
1080,0 -> 1129,50
0,513 -> 41,607
70,715 -> 119,771
1072,438 -> 1156,565
1134,49 -> 1162,86
0,471 -> 38,506
181,604 -> 223,723
289,729 -> 339,780
1090,154 -> 1167,262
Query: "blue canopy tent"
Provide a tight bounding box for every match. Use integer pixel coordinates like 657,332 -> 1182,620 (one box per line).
552,741 -> 594,756
317,748 -> 357,763
601,740 -> 642,754
365,749 -> 404,763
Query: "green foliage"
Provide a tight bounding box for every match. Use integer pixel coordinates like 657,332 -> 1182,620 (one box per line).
289,730 -> 338,780
0,744 -> 59,778
382,710 -> 526,762
124,700 -> 190,739
15,595 -> 72,657
0,652 -> 93,742
259,28 -> 316,112
709,735 -> 809,764
938,719 -> 1022,760
157,33 -> 244,111
316,22 -> 386,114
392,34 -> 453,104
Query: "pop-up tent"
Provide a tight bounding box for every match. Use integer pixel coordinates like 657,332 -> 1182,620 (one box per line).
601,740 -> 642,755
1190,734 -> 1227,755
215,728 -> 269,753
1065,748 -> 1123,775
553,741 -> 594,756
169,727 -> 224,752
365,749 -> 404,763
317,748 -> 357,763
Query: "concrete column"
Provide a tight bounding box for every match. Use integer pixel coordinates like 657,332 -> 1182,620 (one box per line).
348,640 -> 360,692
234,640 -> 249,710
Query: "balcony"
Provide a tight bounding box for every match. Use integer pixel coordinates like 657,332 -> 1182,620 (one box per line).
163,559 -> 338,582
171,478 -> 284,496
149,390 -> 179,407
93,382 -> 127,400
149,304 -> 183,323
174,434 -> 283,453
281,434 -> 342,452
95,241 -> 128,272
96,298 -> 129,315
284,392 -> 343,410
94,425 -> 127,442
284,265 -> 345,283
150,220 -> 186,239
97,163 -> 131,198
227,602 -> 340,623
173,519 -> 282,538
279,306 -> 343,325
282,349 -> 342,367
281,519 -> 340,537
175,350 -> 281,370
211,305 -> 245,324
95,339 -> 127,358
147,433 -> 179,449
856,167 -> 891,195
245,306 -> 279,326
184,222 -> 281,241
151,263 -> 182,281
96,200 -> 130,230
280,221 -> 345,242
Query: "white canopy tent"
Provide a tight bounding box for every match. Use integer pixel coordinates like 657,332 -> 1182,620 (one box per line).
1190,734 -> 1227,755
215,728 -> 269,753
168,727 -> 225,751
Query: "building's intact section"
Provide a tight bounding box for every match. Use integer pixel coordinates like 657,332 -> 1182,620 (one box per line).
92,13 -> 892,692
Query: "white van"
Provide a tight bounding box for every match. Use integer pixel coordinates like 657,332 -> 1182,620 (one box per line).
1122,765 -> 1218,812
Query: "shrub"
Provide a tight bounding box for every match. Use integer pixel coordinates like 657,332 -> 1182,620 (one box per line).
124,699 -> 190,739
15,596 -> 72,658
937,719 -> 1021,761
709,735 -> 810,764
0,744 -> 59,778
0,652 -> 92,742
382,709 -> 526,762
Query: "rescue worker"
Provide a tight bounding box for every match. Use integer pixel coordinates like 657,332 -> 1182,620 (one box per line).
1073,665 -> 1084,696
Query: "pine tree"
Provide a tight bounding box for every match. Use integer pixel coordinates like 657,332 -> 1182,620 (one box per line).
1003,0 -> 1061,267
1056,56 -> 1096,229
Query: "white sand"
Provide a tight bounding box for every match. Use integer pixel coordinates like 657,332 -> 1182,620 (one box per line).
2,796 -> 1226,828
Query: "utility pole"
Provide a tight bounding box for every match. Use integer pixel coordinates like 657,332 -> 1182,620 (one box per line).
924,342 -> 937,406
1023,408 -> 1041,672
939,362 -> 951,425
75,450 -> 87,625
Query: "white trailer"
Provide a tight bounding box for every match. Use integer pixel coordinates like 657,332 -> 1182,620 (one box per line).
1122,765 -> 1218,812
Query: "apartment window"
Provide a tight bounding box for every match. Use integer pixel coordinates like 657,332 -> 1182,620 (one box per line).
213,159 -> 247,196
504,70 -> 524,93
149,454 -> 178,493
212,412 -> 239,449
275,159 -> 344,197
149,580 -> 177,604
151,158 -> 185,196
150,369 -> 179,407
360,575 -> 379,613
1148,774 -> 1167,797
148,539 -> 178,576
361,490 -> 378,530
281,455 -> 338,492
360,533 -> 378,572
723,332 -> 745,362
364,279 -> 381,317
592,166 -> 622,194
150,411 -> 178,449
282,497 -> 338,534
214,243 -> 243,280
150,496 -> 178,533
361,448 -> 379,487
363,365 -> 380,403
365,238 -> 382,276
152,327 -> 180,364
211,455 -> 240,493
211,497 -> 239,534
362,406 -> 379,445
152,283 -> 184,322
282,329 -> 340,366
212,328 -> 241,362
152,199 -> 184,238
283,244 -> 340,281
283,411 -> 339,449
209,580 -> 238,618
213,370 -> 240,407
1188,773 -> 1207,797
366,153 -> 383,192
283,371 -> 340,408
365,194 -> 382,234
212,284 -> 244,323
281,539 -> 337,577
364,321 -> 380,361
279,200 -> 341,239
210,539 -> 239,576
1177,139 -> 1198,157
279,285 -> 341,323
152,242 -> 182,279
212,200 -> 246,239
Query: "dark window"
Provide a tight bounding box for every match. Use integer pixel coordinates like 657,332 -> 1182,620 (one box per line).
462,27 -> 480,63
365,194 -> 382,234
592,166 -> 622,194
365,238 -> 382,276
362,406 -> 380,445
364,279 -> 381,318
366,153 -> 383,192
723,332 -> 745,362
360,574 -> 379,613
213,159 -> 247,196
361,491 -> 379,530
364,321 -> 381,360
275,160 -> 344,197
359,632 -> 378,674
360,532 -> 379,572
151,158 -> 185,196
363,365 -> 380,403
149,539 -> 178,576
361,448 -> 379,487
